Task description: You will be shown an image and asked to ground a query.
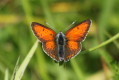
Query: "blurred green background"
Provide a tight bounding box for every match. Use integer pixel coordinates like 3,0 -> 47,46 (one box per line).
0,0 -> 119,80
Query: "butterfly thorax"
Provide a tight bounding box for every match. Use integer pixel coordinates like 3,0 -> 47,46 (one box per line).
56,32 -> 66,61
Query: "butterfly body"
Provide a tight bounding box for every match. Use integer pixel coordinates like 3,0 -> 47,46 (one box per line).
31,19 -> 91,62
56,32 -> 66,61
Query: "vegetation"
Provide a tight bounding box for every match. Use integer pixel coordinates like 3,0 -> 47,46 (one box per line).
0,0 -> 119,80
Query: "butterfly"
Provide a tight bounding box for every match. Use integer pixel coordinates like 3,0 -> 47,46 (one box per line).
31,19 -> 91,62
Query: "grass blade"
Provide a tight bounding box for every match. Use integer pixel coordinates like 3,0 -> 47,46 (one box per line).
11,57 -> 20,80
4,69 -> 9,80
14,40 -> 39,80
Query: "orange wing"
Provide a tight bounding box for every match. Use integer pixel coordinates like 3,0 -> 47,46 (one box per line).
65,19 -> 91,41
32,22 -> 56,42
43,41 -> 60,61
31,22 -> 60,61
64,19 -> 91,61
64,41 -> 81,61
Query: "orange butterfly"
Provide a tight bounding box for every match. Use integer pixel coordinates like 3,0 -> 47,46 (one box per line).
31,19 -> 91,62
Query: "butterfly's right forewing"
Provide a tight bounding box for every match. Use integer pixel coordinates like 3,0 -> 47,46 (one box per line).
32,22 -> 56,42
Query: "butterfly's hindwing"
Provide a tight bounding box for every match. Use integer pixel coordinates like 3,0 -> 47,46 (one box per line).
64,41 -> 81,62
42,41 -> 60,61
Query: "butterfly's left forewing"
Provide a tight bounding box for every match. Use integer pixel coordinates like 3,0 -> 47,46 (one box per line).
64,19 -> 91,61
31,22 -> 60,62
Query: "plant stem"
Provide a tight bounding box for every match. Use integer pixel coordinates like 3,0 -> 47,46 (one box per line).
89,33 -> 119,51
81,33 -> 119,54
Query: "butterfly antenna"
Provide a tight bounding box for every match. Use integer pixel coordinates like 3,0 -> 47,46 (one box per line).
46,22 -> 57,31
63,20 -> 77,32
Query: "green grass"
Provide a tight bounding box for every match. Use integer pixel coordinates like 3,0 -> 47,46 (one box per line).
13,40 -> 38,80
4,69 -> 9,80
0,0 -> 119,80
